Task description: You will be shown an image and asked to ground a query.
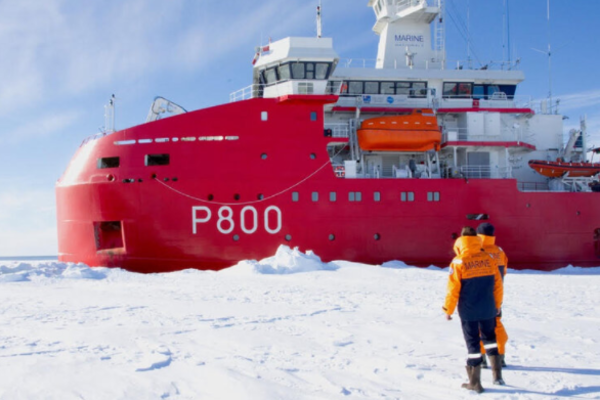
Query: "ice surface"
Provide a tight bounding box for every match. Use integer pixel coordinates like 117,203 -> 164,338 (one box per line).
1,245 -> 600,399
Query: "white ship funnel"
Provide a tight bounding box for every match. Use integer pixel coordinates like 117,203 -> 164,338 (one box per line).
368,0 -> 443,70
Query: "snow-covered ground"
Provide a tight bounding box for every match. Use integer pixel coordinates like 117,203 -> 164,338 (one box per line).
1,246 -> 599,400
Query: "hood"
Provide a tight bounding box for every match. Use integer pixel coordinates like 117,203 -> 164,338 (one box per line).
478,234 -> 496,247
453,236 -> 483,256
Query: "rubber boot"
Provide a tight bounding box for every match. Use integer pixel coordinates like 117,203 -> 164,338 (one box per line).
461,365 -> 484,393
500,354 -> 507,368
488,355 -> 506,385
481,354 -> 488,369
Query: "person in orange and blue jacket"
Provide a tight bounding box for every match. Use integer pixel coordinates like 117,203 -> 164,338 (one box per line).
443,226 -> 505,393
477,222 -> 509,369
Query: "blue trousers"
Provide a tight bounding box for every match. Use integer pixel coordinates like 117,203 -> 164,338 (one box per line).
461,317 -> 498,366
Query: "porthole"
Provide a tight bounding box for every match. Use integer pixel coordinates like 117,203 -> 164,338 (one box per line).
576,211 -> 581,215
234,194 -> 240,201
261,153 -> 267,160
208,194 -> 214,201
452,233 -> 459,240
285,234 -> 292,241
151,173 -> 157,179
257,193 -> 264,200
233,234 -> 240,241
374,233 -> 381,241
310,153 -> 316,159
329,234 -> 335,241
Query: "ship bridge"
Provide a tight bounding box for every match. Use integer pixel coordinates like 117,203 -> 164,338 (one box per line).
243,37 -> 339,100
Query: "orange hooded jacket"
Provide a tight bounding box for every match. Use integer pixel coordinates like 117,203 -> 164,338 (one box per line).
478,234 -> 508,279
443,236 -> 503,321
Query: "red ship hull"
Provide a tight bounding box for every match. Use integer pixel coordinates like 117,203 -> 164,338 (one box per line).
56,96 -> 600,272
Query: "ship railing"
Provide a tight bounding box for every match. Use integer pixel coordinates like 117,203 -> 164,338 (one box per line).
337,58 -> 521,71
230,85 -> 262,102
442,127 -> 532,143
324,123 -> 350,138
333,93 -> 432,109
80,131 -> 109,147
517,181 -> 553,192
458,165 -> 512,179
230,81 -> 330,102
439,94 -> 534,109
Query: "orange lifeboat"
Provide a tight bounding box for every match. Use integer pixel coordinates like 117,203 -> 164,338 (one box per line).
528,159 -> 600,178
357,109 -> 441,152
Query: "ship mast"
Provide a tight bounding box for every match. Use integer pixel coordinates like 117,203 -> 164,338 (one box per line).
316,1 -> 323,38
533,0 -> 554,114
104,94 -> 116,133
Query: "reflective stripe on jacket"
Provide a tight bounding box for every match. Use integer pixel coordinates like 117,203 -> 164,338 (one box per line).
443,236 -> 503,321
478,234 -> 508,279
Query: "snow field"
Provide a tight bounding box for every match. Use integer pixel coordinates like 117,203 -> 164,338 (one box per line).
1,246 -> 599,399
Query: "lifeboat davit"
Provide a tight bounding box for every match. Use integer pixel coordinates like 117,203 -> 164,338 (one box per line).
528,159 -> 600,178
357,109 -> 441,152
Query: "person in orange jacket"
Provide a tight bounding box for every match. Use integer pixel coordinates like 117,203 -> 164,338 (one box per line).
443,227 -> 505,393
477,223 -> 509,368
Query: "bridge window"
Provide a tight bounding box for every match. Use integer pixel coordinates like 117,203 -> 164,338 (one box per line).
397,82 -> 411,95
412,82 -> 427,98
365,81 -> 379,94
277,64 -> 291,81
292,192 -> 299,202
265,68 -> 278,84
330,192 -> 336,202
312,192 -> 319,202
374,192 -> 381,201
315,63 -> 330,79
291,63 -> 305,79
348,82 -> 363,95
381,82 -> 395,94
443,82 -> 472,98
473,85 -> 485,99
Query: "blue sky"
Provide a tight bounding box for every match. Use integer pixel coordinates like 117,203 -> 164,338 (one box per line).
1,0 -> 599,256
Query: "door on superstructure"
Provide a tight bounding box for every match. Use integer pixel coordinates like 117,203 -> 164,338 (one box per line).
467,152 -> 490,178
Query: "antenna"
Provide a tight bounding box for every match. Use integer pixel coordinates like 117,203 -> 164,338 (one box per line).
316,1 -> 323,38
104,94 -> 116,133
532,0 -> 554,114
467,0 -> 471,69
507,0 -> 512,68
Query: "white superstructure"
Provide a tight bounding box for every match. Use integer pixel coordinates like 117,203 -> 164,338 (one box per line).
229,1 -> 591,192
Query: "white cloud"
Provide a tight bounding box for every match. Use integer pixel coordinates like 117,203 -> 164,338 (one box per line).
0,0 -> 317,116
556,89 -> 600,112
0,111 -> 79,144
